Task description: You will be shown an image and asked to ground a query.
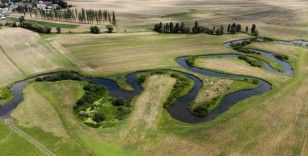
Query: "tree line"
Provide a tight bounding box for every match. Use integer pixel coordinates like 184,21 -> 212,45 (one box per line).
15,7 -> 117,25
154,21 -> 259,36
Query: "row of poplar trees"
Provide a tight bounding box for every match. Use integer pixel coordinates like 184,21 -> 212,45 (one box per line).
18,8 -> 117,25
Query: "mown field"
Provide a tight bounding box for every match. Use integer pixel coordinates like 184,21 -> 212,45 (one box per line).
0,0 -> 308,155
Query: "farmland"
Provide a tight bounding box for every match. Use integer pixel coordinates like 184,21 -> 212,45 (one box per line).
0,0 -> 308,155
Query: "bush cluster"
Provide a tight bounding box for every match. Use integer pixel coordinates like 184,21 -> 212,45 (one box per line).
35,71 -> 81,82
164,73 -> 191,107
274,54 -> 289,60
192,106 -> 209,117
74,83 -> 131,128
233,46 -> 259,55
90,26 -> 100,34
186,56 -> 197,66
20,21 -> 52,34
238,55 -> 262,67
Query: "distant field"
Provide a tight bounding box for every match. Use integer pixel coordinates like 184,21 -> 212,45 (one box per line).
194,57 -> 286,83
58,32 -> 248,75
0,28 -> 78,86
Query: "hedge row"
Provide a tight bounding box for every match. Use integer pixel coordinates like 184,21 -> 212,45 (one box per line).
35,71 -> 81,82
20,21 -> 52,34
238,55 -> 262,67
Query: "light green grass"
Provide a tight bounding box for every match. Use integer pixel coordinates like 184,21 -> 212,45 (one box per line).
0,121 -> 41,156
162,9 -> 202,20
0,87 -> 12,106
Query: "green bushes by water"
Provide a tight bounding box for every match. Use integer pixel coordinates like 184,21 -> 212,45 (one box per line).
35,71 -> 81,82
74,83 -> 131,128
164,73 -> 191,108
186,56 -> 197,66
274,54 -> 289,60
238,55 -> 262,67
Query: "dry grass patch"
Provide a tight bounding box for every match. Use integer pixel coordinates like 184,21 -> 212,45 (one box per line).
11,83 -> 69,139
195,57 -> 287,83
247,42 -> 300,56
0,28 -> 61,75
194,79 -> 232,104
123,75 -> 175,144
0,46 -> 24,86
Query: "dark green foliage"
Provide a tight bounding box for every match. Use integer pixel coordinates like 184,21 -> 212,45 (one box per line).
56,27 -> 61,33
20,21 -> 51,34
154,21 -> 249,35
112,11 -> 116,25
192,106 -> 208,117
274,54 -> 289,60
252,79 -> 259,85
164,73 -> 191,107
138,75 -> 147,84
92,113 -> 105,122
233,46 -> 259,54
74,83 -> 131,128
186,56 -> 197,66
11,22 -> 17,27
35,71 -> 81,82
90,26 -> 100,34
116,106 -> 131,120
58,0 -> 68,9
251,24 -> 258,36
19,16 -> 25,23
112,98 -> 127,107
106,25 -> 114,33
238,55 -> 262,67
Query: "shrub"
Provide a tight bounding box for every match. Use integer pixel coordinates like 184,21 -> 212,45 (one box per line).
35,71 -> 81,82
106,25 -> 114,33
274,54 -> 289,60
90,26 -> 100,34
12,22 -> 17,27
56,27 -> 61,33
112,98 -> 126,106
20,21 -> 52,34
92,113 -> 105,122
138,74 -> 147,84
164,72 -> 191,107
192,106 -> 208,117
238,55 -> 262,67
186,56 -> 197,66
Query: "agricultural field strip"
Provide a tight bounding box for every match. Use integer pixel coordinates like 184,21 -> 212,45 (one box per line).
3,118 -> 55,156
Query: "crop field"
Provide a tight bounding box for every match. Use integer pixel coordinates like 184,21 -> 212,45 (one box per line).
58,33 -> 247,75
0,0 -> 307,155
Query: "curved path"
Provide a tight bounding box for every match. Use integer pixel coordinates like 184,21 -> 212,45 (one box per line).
0,37 -> 304,124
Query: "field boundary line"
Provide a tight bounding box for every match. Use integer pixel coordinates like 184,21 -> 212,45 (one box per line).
4,118 -> 55,156
0,46 -> 27,76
